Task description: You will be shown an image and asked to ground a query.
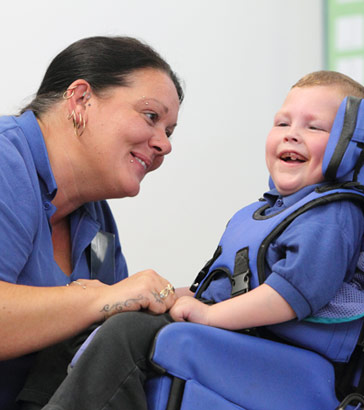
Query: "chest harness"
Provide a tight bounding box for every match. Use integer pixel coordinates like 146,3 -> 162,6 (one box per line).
190,96 -> 364,364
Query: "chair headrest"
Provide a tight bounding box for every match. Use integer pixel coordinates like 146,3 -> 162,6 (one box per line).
323,96 -> 364,183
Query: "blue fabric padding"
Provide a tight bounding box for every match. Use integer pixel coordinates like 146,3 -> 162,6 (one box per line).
145,375 -> 172,410
69,326 -> 101,370
268,317 -> 362,363
150,322 -> 339,410
180,380 -> 244,410
322,97 -> 364,180
322,97 -> 348,177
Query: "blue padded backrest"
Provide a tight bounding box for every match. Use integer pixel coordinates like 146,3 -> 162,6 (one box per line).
323,96 -> 364,183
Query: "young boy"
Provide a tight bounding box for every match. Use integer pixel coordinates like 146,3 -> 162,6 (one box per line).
20,71 -> 364,410
170,71 -> 364,334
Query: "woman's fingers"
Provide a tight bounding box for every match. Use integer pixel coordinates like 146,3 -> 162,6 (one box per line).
133,270 -> 177,313
96,269 -> 177,319
148,281 -> 177,313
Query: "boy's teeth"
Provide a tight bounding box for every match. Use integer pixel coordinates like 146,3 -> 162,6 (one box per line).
281,152 -> 303,161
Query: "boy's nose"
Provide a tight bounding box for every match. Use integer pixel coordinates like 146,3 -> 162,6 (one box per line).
283,128 -> 301,143
284,135 -> 299,143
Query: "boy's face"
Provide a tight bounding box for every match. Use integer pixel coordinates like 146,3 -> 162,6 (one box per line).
265,85 -> 344,196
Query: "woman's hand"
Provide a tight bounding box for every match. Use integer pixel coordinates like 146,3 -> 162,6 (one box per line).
0,270 -> 176,360
91,269 -> 177,320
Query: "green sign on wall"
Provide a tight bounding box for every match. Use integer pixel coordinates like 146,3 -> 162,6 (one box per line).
326,0 -> 364,84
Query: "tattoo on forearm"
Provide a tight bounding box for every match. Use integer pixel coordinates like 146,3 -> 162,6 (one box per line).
100,295 -> 146,319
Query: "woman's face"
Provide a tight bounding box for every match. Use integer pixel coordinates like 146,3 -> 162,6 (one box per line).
83,68 -> 180,199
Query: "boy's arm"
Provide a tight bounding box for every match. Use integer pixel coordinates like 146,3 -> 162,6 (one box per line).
175,287 -> 194,298
169,284 -> 296,330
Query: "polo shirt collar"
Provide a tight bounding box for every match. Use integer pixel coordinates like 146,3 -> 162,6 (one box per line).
15,112 -> 102,228
263,183 -> 325,208
15,111 -> 57,200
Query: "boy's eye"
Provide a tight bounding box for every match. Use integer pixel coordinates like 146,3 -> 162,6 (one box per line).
277,122 -> 288,127
309,125 -> 326,132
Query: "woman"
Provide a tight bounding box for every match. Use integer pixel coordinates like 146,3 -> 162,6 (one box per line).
0,36 -> 184,410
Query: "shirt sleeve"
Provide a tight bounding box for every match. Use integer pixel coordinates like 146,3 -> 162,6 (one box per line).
264,199 -> 364,320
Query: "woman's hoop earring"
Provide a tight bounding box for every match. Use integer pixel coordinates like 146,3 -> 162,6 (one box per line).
78,113 -> 86,137
63,85 -> 78,100
67,109 -> 86,137
67,109 -> 76,122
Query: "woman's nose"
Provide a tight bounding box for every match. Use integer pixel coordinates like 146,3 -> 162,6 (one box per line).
149,130 -> 172,155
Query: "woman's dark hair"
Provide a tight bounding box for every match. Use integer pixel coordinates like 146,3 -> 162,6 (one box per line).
21,36 -> 184,116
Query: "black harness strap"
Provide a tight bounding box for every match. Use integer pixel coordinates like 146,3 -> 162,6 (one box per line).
325,96 -> 361,181
336,393 -> 364,409
190,246 -> 222,293
353,144 -> 364,182
166,378 -> 186,410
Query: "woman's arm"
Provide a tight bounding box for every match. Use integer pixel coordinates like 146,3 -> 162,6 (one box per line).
169,283 -> 295,330
0,270 -> 176,360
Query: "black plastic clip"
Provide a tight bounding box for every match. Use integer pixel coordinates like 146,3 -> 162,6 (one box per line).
231,247 -> 251,297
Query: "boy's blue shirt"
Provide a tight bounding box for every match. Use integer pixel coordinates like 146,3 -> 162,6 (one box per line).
202,183 -> 364,320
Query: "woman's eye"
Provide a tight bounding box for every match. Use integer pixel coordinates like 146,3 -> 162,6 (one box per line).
145,112 -> 159,122
276,122 -> 288,127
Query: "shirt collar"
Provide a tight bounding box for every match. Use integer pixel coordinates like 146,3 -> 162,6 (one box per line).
14,112 -> 101,227
15,111 -> 57,200
263,183 -> 325,208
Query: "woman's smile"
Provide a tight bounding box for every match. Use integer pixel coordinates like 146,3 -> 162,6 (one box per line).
82,68 -> 179,199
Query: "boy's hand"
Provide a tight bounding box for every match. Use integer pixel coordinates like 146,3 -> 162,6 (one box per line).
170,284 -> 296,331
169,296 -> 210,325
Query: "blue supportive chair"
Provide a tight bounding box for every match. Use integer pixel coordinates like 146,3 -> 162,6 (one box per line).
146,323 -> 340,410
145,96 -> 364,410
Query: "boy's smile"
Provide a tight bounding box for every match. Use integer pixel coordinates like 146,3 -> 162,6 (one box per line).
279,151 -> 306,163
265,85 -> 345,196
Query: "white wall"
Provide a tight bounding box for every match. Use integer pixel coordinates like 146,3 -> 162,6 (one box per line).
0,0 -> 323,287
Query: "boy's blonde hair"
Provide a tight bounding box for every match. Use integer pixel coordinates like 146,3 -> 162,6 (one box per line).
292,70 -> 364,99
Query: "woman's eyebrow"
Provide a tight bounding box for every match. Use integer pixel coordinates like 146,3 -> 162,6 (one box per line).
139,97 -> 169,114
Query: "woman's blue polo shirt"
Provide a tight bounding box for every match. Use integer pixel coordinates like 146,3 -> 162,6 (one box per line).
0,111 -> 128,409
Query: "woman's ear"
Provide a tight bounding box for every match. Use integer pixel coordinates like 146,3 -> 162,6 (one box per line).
64,80 -> 91,109
63,80 -> 92,137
